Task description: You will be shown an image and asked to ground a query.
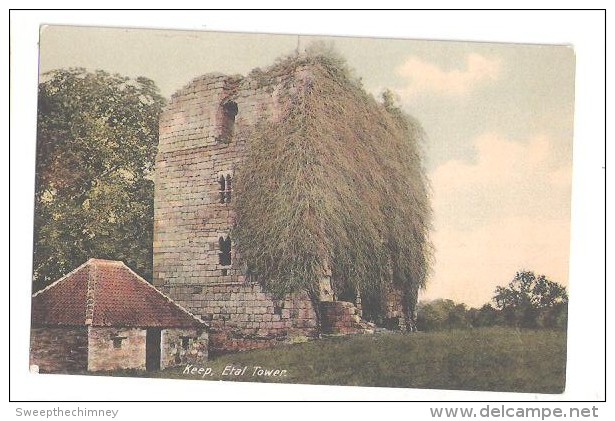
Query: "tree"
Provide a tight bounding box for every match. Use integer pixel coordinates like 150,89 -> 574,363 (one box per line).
469,303 -> 499,328
493,271 -> 568,329
33,68 -> 165,289
416,299 -> 471,331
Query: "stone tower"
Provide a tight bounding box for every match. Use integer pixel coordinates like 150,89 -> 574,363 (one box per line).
154,62 -> 404,354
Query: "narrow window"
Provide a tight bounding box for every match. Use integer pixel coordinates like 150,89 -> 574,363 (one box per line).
218,174 -> 232,204
217,101 -> 238,143
225,174 -> 232,203
219,175 -> 226,203
218,236 -> 232,268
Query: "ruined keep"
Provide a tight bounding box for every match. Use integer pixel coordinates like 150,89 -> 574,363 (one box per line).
153,52 -> 431,354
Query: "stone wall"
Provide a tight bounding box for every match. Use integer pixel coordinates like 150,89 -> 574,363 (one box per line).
154,72 -> 291,290
161,282 -> 318,355
87,327 -> 146,371
30,327 -> 88,373
319,302 -> 375,335
383,289 -> 407,330
153,65 -> 387,353
153,67 -> 326,352
160,328 -> 208,369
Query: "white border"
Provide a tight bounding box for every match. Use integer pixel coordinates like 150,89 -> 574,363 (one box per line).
8,7 -> 608,412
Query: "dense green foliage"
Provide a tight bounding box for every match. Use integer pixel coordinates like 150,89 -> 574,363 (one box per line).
494,271 -> 568,329
233,48 -> 432,323
416,299 -> 473,331
33,69 -> 165,289
417,271 -> 568,331
114,328 -> 566,393
417,300 -> 501,331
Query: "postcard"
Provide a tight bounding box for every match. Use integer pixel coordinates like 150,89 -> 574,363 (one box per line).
30,25 -> 575,394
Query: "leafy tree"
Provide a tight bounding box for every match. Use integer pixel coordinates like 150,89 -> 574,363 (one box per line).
493,271 -> 568,329
416,299 -> 471,331
33,68 -> 165,289
468,303 -> 499,327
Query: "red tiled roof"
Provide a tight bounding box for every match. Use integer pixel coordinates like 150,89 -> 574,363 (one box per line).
31,259 -> 207,328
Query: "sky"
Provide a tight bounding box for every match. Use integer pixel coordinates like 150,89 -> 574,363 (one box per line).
39,25 -> 575,307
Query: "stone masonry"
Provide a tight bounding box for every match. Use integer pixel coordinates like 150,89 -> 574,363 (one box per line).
30,327 -> 88,373
87,327 -> 147,371
154,64 -> 403,354
160,328 -> 209,369
30,259 -> 209,372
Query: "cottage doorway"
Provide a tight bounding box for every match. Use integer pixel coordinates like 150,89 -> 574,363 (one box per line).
146,328 -> 161,371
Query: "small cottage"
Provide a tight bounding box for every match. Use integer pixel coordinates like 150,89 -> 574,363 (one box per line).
30,258 -> 208,373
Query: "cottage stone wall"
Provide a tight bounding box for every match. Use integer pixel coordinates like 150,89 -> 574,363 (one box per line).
87,327 -> 146,371
160,328 -> 208,369
30,327 -> 88,373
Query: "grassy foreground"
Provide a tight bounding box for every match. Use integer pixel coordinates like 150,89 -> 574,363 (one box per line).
118,327 -> 567,393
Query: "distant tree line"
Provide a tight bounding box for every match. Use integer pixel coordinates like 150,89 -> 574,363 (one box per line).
416,271 -> 568,331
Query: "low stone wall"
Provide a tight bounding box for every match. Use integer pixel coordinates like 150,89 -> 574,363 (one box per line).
319,301 -> 375,335
161,328 -> 208,369
30,327 -> 88,373
163,282 -> 318,355
88,327 -> 146,371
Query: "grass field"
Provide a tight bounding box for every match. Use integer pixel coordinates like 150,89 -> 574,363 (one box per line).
109,327 -> 567,394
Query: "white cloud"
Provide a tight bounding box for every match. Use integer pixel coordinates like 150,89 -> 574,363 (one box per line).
430,133 -> 572,226
396,53 -> 501,98
424,133 -> 573,307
